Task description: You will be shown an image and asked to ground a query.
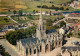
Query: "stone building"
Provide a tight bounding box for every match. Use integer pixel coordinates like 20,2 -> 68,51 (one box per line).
17,8 -> 63,56
61,46 -> 80,56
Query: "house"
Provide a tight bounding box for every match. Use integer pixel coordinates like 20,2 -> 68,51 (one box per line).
68,13 -> 80,19
50,10 -> 61,16
70,0 -> 80,9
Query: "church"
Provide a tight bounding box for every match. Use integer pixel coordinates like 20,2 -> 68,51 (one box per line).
17,8 -> 63,56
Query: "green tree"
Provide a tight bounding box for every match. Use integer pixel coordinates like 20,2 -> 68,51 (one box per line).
13,10 -> 17,15
60,7 -> 64,10
60,21 -> 66,27
19,10 -> 23,16
50,11 -> 51,16
66,8 -> 69,10
33,10 -> 35,14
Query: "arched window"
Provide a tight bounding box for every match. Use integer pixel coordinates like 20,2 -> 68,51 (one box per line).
26,49 -> 28,55
30,48 -> 31,55
56,42 -> 57,46
40,46 -> 41,52
45,44 -> 49,52
52,43 -> 54,50
34,49 -> 36,54
59,42 -> 60,45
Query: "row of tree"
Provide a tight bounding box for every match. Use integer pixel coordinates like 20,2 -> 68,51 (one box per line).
37,5 -> 69,11
12,10 -> 23,16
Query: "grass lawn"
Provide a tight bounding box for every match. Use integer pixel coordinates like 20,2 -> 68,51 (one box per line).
0,16 -> 15,25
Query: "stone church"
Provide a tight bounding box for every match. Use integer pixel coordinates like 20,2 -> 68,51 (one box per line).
17,8 -> 63,56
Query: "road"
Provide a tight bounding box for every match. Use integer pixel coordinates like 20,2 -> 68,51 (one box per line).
0,39 -> 21,56
8,16 -> 18,23
52,17 -> 68,26
0,14 -> 18,24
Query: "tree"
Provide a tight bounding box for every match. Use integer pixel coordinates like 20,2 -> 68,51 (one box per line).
36,10 -> 38,13
66,8 -> 69,10
13,10 -> 17,16
33,10 -> 35,14
60,21 -> 66,27
37,6 -> 41,8
55,7 -> 59,11
50,11 -> 51,16
60,7 -> 64,10
5,26 -> 36,45
46,19 -> 54,30
42,5 -> 48,8
8,10 -> 11,12
67,32 -> 72,38
19,10 -> 23,16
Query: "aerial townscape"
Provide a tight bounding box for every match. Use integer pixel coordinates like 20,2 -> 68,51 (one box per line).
1,0 -> 80,56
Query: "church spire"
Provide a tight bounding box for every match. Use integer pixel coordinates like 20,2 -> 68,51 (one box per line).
39,3 -> 43,25
36,6 -> 46,40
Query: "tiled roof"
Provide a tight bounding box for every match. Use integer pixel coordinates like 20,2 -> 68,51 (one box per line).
71,23 -> 80,28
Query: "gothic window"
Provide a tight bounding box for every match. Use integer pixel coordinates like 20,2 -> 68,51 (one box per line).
59,42 -> 60,45
45,44 -> 49,52
30,48 -> 31,55
34,49 -> 36,54
26,49 -> 28,55
40,46 -> 41,52
52,43 -> 54,50
56,42 -> 57,46
50,35 -> 51,37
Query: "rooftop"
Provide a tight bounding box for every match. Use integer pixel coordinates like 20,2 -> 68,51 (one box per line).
62,46 -> 80,51
20,37 -> 40,48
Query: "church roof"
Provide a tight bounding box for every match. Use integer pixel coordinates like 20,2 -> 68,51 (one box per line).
46,29 -> 57,34
20,38 -> 40,47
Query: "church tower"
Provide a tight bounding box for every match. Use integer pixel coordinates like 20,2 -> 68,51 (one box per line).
36,8 -> 46,40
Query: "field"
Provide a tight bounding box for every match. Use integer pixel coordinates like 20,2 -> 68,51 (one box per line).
25,0 -> 73,12
52,0 -> 71,4
0,0 -> 72,12
0,16 -> 15,25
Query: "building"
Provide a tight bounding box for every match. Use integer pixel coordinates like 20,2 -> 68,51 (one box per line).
70,0 -> 80,9
0,24 -> 17,38
61,46 -> 80,56
50,10 -> 61,16
68,13 -> 80,19
17,8 -> 63,56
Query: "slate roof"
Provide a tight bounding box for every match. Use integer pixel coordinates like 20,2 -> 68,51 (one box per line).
46,29 -> 57,34
62,46 -> 80,51
20,38 -> 40,47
